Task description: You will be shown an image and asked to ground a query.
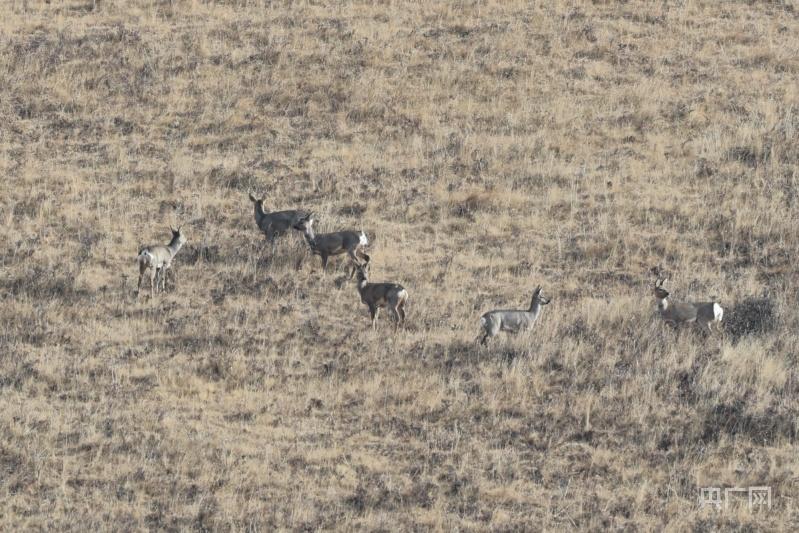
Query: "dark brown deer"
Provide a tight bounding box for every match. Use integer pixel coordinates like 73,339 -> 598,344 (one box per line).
248,192 -> 308,247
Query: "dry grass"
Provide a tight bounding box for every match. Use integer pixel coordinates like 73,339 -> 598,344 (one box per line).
2,0 -> 799,530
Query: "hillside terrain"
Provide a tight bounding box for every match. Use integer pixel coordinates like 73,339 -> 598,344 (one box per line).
1,0 -> 798,530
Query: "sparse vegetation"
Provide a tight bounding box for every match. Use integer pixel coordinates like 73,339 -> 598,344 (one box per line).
2,1 -> 798,530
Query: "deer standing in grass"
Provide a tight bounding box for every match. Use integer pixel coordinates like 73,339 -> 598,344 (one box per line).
293,213 -> 369,277
248,192 -> 308,247
653,278 -> 723,332
478,286 -> 551,345
137,226 -> 186,298
354,260 -> 408,330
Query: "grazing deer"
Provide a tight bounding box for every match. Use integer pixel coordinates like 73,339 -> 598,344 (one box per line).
354,261 -> 408,330
137,226 -> 186,298
248,192 -> 308,246
293,213 -> 369,277
479,286 -> 551,345
653,278 -> 723,332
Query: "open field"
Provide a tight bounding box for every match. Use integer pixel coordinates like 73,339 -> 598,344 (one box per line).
2,0 -> 799,530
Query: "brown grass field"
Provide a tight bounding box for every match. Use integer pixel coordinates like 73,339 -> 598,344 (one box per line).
2,0 -> 799,530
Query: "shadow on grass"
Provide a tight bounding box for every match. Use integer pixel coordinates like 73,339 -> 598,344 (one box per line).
702,400 -> 796,444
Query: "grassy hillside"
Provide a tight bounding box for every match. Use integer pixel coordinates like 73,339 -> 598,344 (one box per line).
2,0 -> 798,530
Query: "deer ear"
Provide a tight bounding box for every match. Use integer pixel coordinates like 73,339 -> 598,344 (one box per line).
534,285 -> 541,294
249,193 -> 257,202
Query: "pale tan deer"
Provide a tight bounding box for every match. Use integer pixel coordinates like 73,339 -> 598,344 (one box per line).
137,226 -> 186,298
478,286 -> 551,345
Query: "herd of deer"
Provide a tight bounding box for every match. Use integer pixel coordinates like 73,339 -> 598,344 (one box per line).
136,192 -> 724,343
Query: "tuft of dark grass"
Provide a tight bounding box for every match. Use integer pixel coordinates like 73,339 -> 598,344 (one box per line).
724,297 -> 777,343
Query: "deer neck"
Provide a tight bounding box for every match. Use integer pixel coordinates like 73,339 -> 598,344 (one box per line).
254,203 -> 266,224
303,226 -> 316,247
529,297 -> 541,315
356,278 -> 368,294
168,235 -> 184,255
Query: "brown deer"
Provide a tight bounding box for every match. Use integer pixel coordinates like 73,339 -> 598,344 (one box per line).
248,192 -> 308,247
293,213 -> 369,277
654,277 -> 724,332
354,260 -> 408,330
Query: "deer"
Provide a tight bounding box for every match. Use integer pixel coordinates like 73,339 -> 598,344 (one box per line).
354,260 -> 408,330
137,226 -> 186,298
293,213 -> 369,278
653,277 -> 723,333
478,286 -> 551,345
248,192 -> 308,246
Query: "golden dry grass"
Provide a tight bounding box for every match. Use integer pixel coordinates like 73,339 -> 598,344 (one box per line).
2,0 -> 799,530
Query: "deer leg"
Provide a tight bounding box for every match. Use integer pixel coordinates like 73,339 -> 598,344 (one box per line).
368,305 -> 379,330
268,232 -> 279,259
320,254 -> 329,276
137,263 -> 147,297
149,269 -> 156,298
161,267 -> 169,293
391,305 -> 402,331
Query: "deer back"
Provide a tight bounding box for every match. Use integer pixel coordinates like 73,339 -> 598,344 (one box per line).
661,301 -> 698,323
314,230 -> 362,254
484,309 -> 539,332
359,282 -> 404,306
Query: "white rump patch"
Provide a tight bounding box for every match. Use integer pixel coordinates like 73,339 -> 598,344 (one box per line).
359,231 -> 368,246
713,303 -> 724,322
